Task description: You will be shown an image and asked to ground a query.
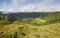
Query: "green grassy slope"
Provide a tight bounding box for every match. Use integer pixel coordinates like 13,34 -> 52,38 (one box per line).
0,21 -> 60,38
0,12 -> 60,38
43,13 -> 60,23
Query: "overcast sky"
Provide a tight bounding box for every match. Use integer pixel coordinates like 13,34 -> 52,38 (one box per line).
0,0 -> 60,12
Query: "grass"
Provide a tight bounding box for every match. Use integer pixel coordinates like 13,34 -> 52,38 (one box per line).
0,12 -> 60,38
0,21 -> 60,38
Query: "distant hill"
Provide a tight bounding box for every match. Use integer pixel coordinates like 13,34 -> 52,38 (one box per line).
0,12 -> 60,22
0,12 -> 44,22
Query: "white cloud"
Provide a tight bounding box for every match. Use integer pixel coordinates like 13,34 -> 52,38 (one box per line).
12,0 -> 26,6
0,0 -> 60,12
19,0 -> 60,12
19,4 -> 36,12
18,0 -> 55,12
47,4 -> 60,12
12,0 -> 26,11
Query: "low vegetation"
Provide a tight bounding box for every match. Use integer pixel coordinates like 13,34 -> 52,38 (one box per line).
0,12 -> 60,38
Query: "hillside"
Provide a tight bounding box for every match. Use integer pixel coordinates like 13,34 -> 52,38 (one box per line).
0,21 -> 60,38
43,12 -> 60,23
0,12 -> 60,38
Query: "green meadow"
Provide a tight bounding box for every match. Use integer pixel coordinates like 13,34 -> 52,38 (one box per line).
0,12 -> 60,38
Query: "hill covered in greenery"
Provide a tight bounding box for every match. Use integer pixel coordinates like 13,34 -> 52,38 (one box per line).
0,12 -> 60,38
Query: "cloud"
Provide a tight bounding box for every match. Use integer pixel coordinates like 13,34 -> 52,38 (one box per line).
19,0 -> 60,12
18,0 -> 54,12
12,0 -> 26,11
47,4 -> 60,12
0,0 -> 60,12
19,4 -> 36,12
0,2 -> 13,12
